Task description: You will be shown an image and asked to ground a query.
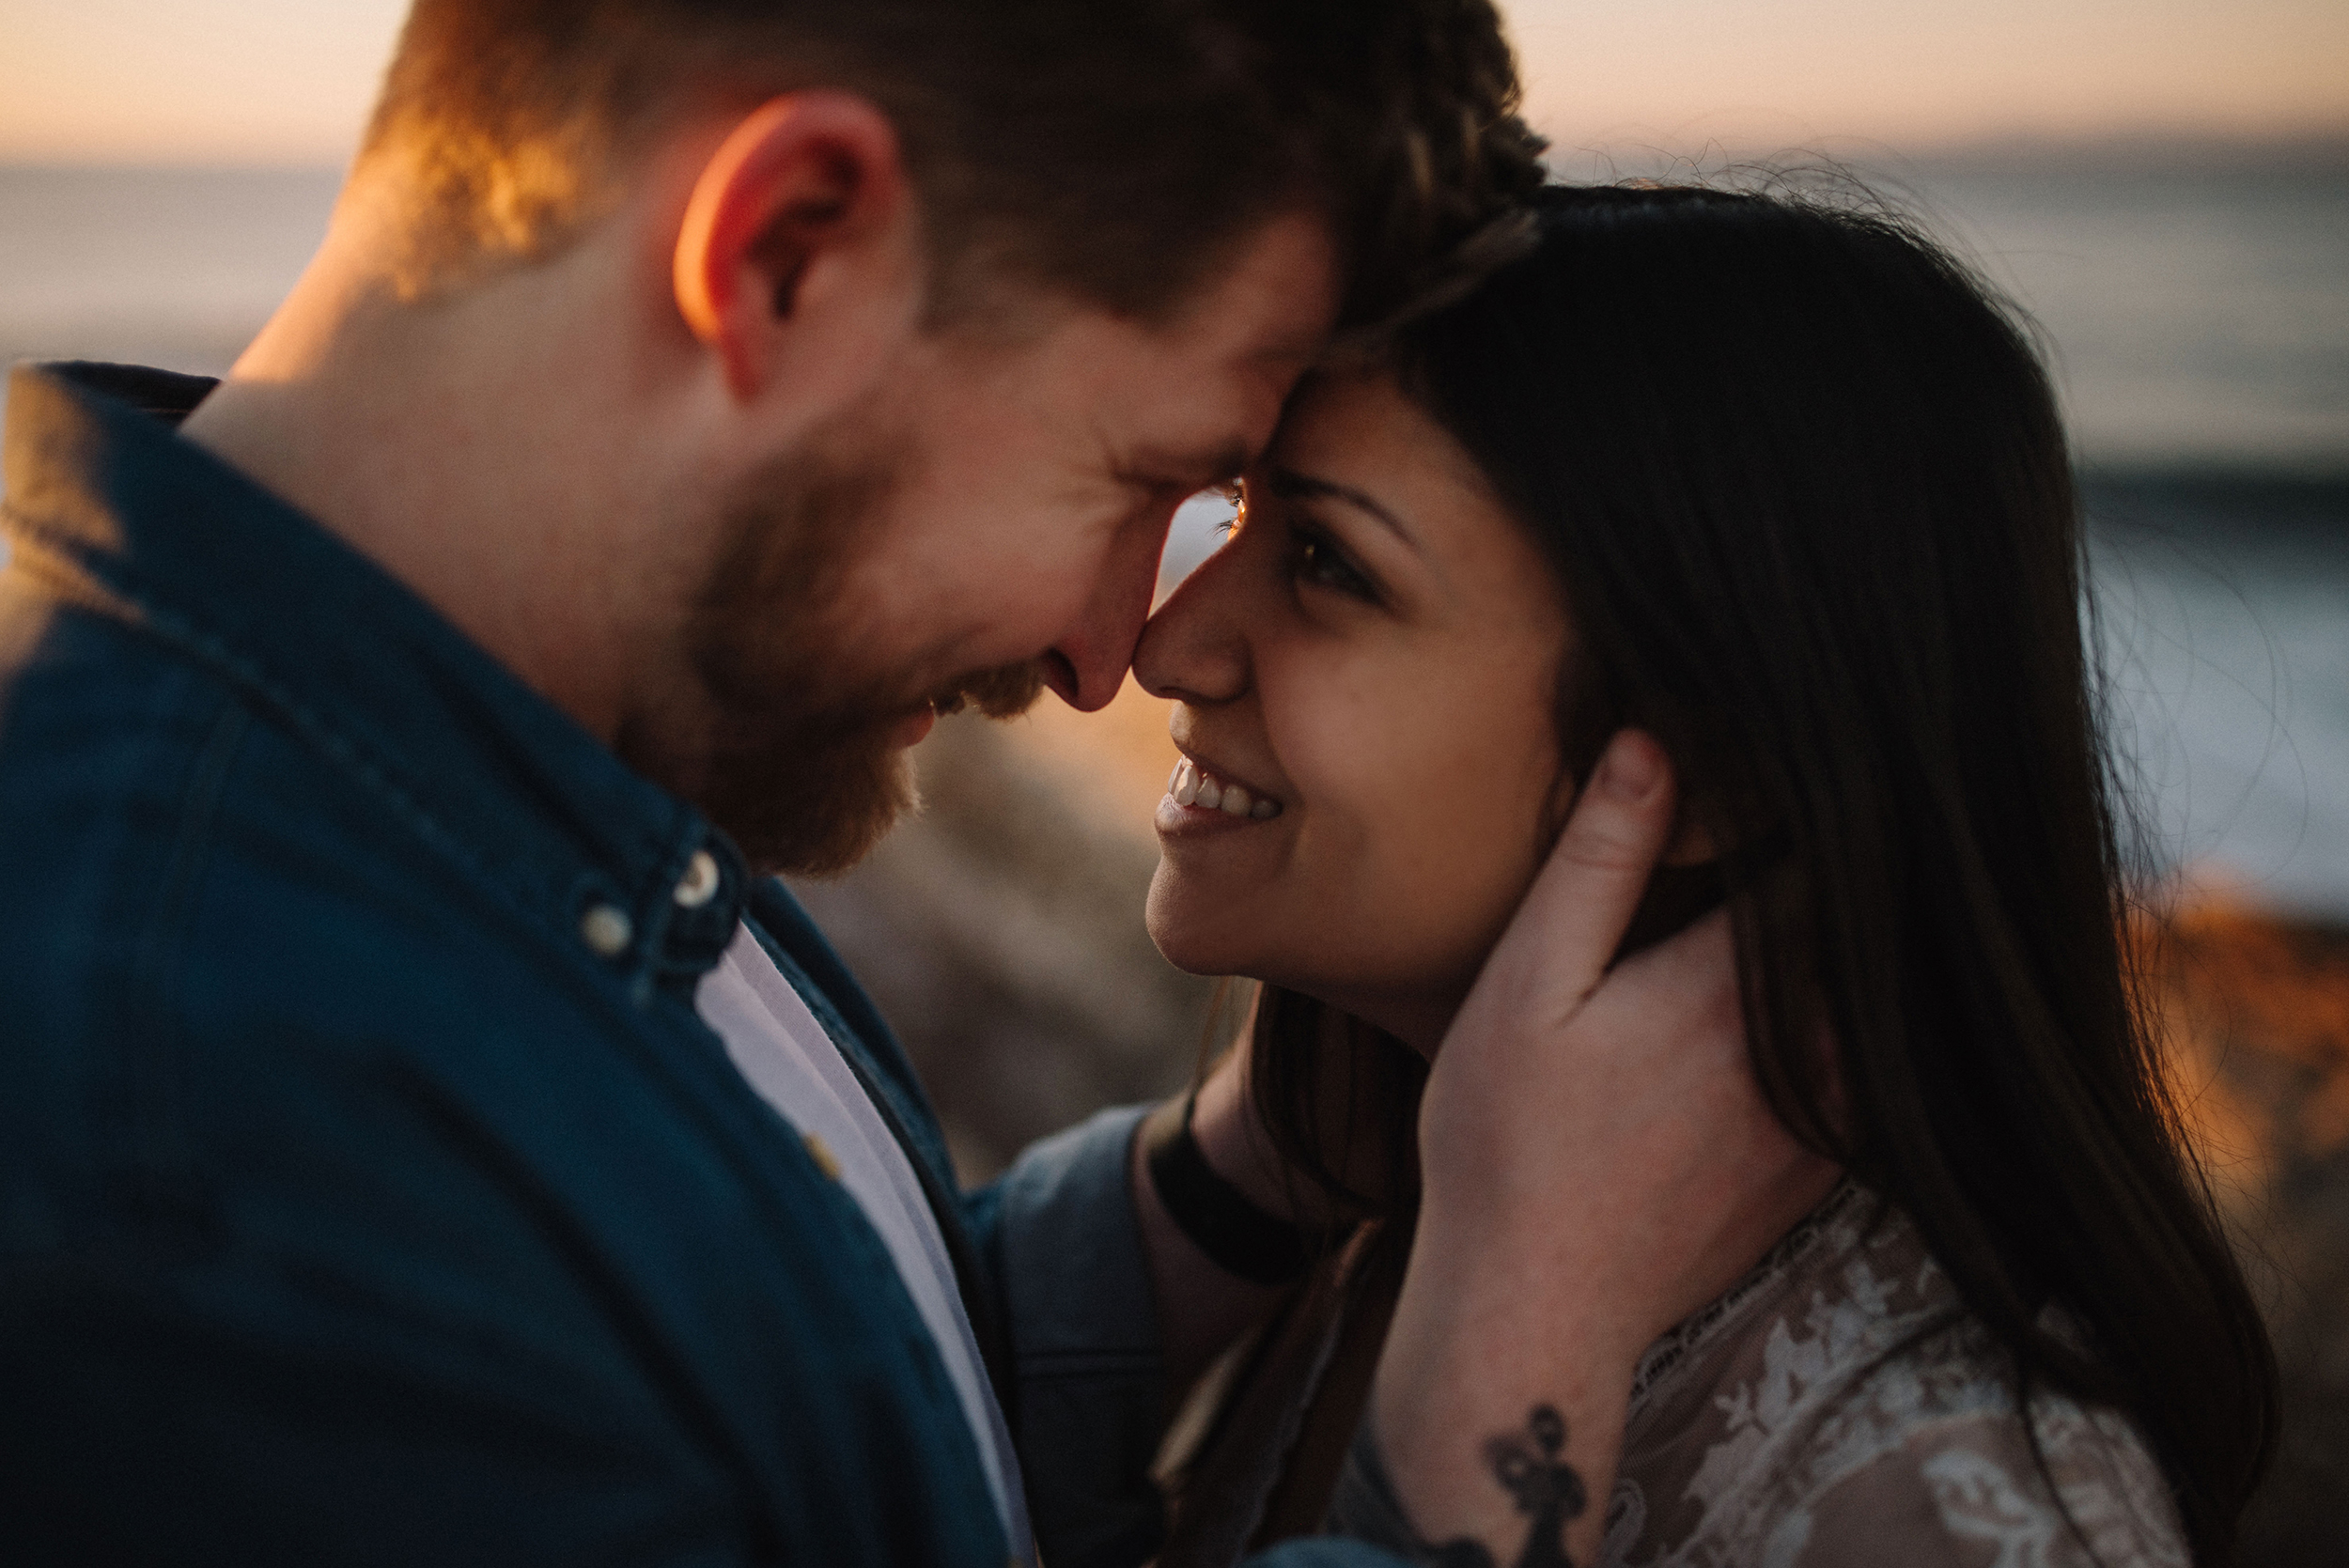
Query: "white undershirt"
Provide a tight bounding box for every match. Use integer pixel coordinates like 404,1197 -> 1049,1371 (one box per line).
695,924 -> 1033,1561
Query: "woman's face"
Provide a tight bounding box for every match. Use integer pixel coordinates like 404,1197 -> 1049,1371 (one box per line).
1135,370 -> 1576,1050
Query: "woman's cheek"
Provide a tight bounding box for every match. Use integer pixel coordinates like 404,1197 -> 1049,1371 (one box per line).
1390,685 -> 1564,971
1376,804 -> 1527,986
1260,641 -> 1408,806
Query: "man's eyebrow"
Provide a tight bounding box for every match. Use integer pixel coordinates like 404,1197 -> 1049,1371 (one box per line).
1119,442 -> 1253,489
1264,465 -> 1420,551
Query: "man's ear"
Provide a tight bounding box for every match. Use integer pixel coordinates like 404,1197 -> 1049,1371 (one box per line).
672,92 -> 917,403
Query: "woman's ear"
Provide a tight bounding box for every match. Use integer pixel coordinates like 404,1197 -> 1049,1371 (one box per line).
671,91 -> 918,403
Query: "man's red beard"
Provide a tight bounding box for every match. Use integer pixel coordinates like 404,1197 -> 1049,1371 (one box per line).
686,646 -> 1043,878
624,417 -> 1044,877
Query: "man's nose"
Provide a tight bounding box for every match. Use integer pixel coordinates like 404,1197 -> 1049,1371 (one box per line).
1044,510 -> 1174,712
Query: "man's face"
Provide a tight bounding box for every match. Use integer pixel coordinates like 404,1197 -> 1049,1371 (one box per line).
655,210 -> 1339,875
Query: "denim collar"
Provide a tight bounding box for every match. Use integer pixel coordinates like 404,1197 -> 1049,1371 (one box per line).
1,360 -> 749,998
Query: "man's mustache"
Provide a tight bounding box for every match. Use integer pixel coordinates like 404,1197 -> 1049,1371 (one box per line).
926,660 -> 1047,722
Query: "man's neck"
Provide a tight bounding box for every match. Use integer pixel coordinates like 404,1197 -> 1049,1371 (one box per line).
179,191 -> 718,748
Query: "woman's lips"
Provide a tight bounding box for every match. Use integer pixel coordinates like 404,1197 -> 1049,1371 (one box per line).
1159,755 -> 1284,826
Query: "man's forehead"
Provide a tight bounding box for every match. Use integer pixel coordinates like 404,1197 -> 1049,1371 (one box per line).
1169,209 -> 1340,367
1113,344 -> 1311,484
1030,214 -> 1335,481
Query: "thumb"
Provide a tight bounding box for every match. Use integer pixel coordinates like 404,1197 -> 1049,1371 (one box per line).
1480,728 -> 1678,1023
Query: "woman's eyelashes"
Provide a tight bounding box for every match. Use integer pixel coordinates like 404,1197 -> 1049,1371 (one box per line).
1284,517 -> 1381,603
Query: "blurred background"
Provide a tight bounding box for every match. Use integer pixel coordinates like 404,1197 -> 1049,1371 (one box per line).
3,0 -> 2344,1555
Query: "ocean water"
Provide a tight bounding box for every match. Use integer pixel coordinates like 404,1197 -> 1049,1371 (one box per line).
0,166 -> 343,377
2087,476 -> 2349,915
4,158 -> 2345,914
1912,158 -> 2349,472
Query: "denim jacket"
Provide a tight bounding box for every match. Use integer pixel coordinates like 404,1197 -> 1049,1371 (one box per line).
0,361 -> 1328,1568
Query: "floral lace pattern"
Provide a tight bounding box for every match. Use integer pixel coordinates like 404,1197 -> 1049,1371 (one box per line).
1600,1185 -> 2187,1568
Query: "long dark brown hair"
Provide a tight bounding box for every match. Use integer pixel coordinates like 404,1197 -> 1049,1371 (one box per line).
1248,182 -> 2278,1561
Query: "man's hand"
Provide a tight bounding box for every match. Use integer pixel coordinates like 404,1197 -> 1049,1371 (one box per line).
1367,730 -> 1839,1567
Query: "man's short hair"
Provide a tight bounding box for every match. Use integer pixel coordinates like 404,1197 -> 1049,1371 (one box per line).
360,0 -> 1548,330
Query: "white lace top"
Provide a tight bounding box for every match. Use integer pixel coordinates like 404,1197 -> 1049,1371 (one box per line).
1602,1183 -> 2188,1568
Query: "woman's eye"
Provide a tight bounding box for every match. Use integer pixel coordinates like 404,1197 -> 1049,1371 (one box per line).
1288,525 -> 1377,602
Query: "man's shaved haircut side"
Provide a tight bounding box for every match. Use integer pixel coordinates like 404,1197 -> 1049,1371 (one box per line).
359,0 -> 1548,329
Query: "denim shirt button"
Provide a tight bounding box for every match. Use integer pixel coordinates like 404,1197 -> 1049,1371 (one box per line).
801,1132 -> 842,1181
579,903 -> 633,958
673,849 -> 721,909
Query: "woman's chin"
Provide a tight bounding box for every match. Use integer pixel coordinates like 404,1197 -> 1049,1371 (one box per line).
1143,912 -> 1236,979
1144,872 -> 1262,979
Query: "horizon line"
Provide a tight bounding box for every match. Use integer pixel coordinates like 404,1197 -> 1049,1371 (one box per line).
5,120 -> 2346,177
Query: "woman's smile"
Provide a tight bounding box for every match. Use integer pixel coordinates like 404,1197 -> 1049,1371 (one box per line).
1158,753 -> 1287,831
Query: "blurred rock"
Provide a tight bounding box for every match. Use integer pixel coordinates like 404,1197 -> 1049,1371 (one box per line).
2150,893 -> 2349,1563
788,693 -> 1218,1183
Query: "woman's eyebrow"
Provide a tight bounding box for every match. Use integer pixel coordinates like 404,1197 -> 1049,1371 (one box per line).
1264,465 -> 1422,551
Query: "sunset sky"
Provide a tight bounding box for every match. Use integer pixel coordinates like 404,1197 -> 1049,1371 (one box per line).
2,0 -> 2344,164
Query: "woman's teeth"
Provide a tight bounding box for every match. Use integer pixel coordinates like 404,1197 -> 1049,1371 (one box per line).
1167,758 -> 1282,820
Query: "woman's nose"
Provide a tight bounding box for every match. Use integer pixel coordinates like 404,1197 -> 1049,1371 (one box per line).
1133,536 -> 1251,706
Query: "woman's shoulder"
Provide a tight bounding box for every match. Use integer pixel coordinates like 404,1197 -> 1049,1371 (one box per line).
1605,1184 -> 2187,1568
1741,1331 -> 2190,1568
